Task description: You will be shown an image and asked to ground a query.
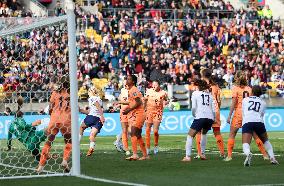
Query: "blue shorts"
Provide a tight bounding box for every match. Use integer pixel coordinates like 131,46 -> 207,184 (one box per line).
190,118 -> 214,132
242,122 -> 266,136
84,115 -> 103,133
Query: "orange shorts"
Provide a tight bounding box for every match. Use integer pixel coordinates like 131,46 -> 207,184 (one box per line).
127,111 -> 145,129
231,111 -> 242,128
212,110 -> 221,128
120,111 -> 128,123
145,110 -> 162,123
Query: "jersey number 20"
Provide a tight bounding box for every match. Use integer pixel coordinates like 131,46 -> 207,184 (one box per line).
248,101 -> 261,112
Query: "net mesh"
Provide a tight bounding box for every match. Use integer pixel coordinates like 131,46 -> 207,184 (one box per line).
0,16 -> 72,177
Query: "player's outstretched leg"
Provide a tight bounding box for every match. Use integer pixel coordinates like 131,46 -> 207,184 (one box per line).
62,133 -> 72,173
87,128 -> 99,157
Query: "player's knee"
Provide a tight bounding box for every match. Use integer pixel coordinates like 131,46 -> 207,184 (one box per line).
213,127 -> 220,134
154,130 -> 159,136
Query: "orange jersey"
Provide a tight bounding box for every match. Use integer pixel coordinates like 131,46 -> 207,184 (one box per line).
210,85 -> 221,110
60,89 -> 71,125
232,85 -> 252,112
128,86 -> 144,114
49,91 -> 61,116
145,88 -> 167,111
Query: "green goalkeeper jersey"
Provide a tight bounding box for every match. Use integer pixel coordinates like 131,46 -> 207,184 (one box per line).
7,118 -> 38,149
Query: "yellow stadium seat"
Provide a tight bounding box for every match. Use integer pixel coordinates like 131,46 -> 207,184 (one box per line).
122,34 -> 131,40
85,29 -> 96,38
221,89 -> 232,99
267,82 -> 279,89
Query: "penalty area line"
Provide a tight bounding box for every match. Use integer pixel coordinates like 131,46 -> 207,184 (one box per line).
77,174 -> 148,186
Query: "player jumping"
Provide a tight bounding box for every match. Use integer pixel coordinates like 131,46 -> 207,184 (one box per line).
79,86 -> 105,156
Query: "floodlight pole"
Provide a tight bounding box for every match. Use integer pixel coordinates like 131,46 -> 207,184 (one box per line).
66,0 -> 80,176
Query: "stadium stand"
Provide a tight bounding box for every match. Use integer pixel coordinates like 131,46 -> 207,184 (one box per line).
0,0 -> 283,111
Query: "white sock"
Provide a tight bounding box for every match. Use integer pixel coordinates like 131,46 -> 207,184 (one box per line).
79,135 -> 82,142
116,133 -> 122,143
201,134 -> 207,154
90,141 -> 96,149
264,141 -> 274,159
185,135 -> 193,158
242,143 -> 251,156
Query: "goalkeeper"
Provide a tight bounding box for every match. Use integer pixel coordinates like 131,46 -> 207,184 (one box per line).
7,111 -> 47,162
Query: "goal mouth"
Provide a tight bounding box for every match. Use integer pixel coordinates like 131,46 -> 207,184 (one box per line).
0,14 -> 80,178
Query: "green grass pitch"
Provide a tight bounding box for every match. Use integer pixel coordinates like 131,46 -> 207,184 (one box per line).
1,132 -> 284,186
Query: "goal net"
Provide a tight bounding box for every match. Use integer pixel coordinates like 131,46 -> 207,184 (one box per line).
0,15 -> 78,178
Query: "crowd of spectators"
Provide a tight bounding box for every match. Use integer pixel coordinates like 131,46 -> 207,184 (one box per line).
0,0 -> 32,17
0,0 -> 283,104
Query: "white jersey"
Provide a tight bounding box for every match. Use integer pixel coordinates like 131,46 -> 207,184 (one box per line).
242,96 -> 266,125
88,96 -> 103,117
191,91 -> 216,120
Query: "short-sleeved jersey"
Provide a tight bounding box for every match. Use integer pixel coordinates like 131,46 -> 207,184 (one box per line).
232,86 -> 252,112
119,87 -> 128,110
145,88 -> 168,111
88,95 -> 103,117
128,86 -> 144,114
191,90 -> 215,120
242,96 -> 266,125
210,84 -> 221,110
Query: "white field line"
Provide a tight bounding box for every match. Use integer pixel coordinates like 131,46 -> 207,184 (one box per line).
77,174 -> 148,186
0,162 -> 59,174
0,174 -> 69,180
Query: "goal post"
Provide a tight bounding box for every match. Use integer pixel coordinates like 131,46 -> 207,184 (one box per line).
0,0 -> 80,178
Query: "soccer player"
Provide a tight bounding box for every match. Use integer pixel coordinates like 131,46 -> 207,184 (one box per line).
182,79 -> 216,162
115,80 -> 131,155
195,69 -> 225,159
37,77 -> 72,173
7,111 -> 47,162
224,71 -> 269,161
242,85 -> 279,166
79,86 -> 105,156
123,75 -> 149,161
144,80 -> 168,155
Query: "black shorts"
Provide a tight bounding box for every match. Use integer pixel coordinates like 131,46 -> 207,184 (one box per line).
242,122 -> 266,136
190,118 -> 214,132
84,115 -> 103,133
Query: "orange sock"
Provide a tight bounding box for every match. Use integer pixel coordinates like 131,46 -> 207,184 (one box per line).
122,132 -> 129,150
145,127 -> 151,149
255,138 -> 268,157
39,143 -> 51,166
196,133 -> 201,156
215,134 -> 225,156
154,130 -> 159,147
131,136 -> 138,155
227,138 -> 235,158
138,137 -> 147,157
63,143 -> 72,161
